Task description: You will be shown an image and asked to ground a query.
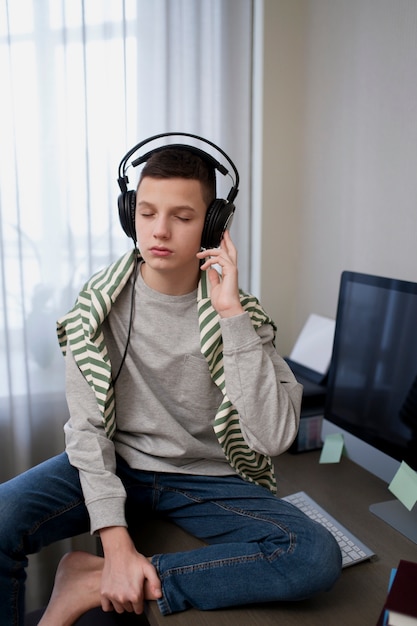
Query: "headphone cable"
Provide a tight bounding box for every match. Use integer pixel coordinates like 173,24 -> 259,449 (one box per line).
112,249 -> 139,386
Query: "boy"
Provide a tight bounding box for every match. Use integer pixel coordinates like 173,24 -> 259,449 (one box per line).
0,139 -> 342,624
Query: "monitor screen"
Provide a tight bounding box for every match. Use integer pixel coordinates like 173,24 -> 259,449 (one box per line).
325,271 -> 417,473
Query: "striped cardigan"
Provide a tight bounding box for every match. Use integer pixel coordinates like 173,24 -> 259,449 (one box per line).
57,250 -> 277,493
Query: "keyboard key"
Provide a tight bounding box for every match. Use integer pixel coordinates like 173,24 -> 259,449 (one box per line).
282,491 -> 375,568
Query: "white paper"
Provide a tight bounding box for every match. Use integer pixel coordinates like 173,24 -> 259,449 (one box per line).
289,313 -> 336,375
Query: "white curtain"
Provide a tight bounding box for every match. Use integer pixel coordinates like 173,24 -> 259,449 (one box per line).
0,0 -> 256,612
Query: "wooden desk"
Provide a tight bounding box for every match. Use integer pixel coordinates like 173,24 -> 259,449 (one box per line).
134,451 -> 417,626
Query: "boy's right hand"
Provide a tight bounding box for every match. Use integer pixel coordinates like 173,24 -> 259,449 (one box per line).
99,526 -> 162,614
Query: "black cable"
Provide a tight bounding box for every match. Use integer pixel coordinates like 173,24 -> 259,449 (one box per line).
112,250 -> 139,386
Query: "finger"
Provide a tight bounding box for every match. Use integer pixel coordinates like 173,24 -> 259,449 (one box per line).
101,596 -> 114,612
131,598 -> 145,615
198,252 -> 222,271
207,267 -> 221,288
116,590 -> 145,614
144,560 -> 162,599
115,599 -> 138,614
199,257 -> 216,271
144,579 -> 162,600
220,230 -> 237,261
101,592 -> 137,614
196,247 -> 219,260
221,229 -> 231,245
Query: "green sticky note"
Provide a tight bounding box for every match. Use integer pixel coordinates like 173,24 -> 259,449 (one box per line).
388,461 -> 417,511
319,433 -> 345,464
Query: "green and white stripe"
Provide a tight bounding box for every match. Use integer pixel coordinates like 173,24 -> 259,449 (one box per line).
197,272 -> 277,493
57,250 -> 277,492
57,250 -> 136,439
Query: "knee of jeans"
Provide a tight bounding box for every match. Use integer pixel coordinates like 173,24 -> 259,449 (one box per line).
268,522 -> 342,600
0,488 -> 32,554
299,524 -> 342,594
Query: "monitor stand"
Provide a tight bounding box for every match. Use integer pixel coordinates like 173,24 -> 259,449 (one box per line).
370,499 -> 417,545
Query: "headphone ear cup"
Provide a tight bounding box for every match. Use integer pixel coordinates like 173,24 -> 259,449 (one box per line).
201,199 -> 235,249
118,190 -> 137,241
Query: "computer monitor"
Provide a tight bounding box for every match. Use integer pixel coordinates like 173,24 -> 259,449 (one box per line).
322,270 -> 417,543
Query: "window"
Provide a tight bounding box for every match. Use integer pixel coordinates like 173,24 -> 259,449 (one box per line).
0,0 -> 255,469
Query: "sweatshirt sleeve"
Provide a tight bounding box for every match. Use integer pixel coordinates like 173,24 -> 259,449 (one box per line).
63,347 -> 128,534
220,312 -> 302,457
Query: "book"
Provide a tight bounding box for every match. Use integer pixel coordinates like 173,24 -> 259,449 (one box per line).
376,568 -> 397,626
381,560 -> 417,626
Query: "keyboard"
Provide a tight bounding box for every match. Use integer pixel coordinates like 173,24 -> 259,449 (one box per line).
282,490 -> 375,567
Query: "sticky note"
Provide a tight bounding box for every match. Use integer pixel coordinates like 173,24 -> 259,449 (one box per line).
388,461 -> 417,511
319,433 -> 345,464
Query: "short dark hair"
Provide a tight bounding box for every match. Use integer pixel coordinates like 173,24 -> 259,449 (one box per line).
138,147 -> 216,207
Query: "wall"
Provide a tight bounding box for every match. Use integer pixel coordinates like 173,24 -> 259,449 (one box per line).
259,0 -> 417,356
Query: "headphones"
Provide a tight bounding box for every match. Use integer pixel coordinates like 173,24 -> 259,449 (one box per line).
117,132 -> 239,249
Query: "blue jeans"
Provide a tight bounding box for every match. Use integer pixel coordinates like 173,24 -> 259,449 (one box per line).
0,452 -> 342,623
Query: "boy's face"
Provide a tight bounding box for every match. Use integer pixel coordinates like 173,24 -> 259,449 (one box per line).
135,176 -> 207,290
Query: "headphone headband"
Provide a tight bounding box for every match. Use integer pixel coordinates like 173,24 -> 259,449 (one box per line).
117,132 -> 239,203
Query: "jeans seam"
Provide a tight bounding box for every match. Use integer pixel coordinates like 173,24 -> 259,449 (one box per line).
159,484 -> 296,552
153,547 -> 289,616
159,550 -> 270,580
152,555 -> 170,615
15,497 -> 85,557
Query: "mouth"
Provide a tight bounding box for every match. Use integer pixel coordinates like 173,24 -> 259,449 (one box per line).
149,246 -> 173,257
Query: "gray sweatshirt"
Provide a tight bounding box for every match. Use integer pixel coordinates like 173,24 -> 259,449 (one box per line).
64,267 -> 302,534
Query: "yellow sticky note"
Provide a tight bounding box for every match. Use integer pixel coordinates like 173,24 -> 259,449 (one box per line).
319,433 -> 345,464
388,461 -> 417,511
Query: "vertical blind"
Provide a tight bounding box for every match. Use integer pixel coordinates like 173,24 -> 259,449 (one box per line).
0,0 -> 255,477
0,0 -> 256,610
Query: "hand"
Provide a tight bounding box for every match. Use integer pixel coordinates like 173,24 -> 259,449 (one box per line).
99,527 -> 162,614
197,230 -> 244,318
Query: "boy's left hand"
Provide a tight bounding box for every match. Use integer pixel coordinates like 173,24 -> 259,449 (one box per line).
197,230 -> 244,318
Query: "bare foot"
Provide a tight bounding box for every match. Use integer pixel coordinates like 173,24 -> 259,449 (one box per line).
38,551 -> 161,626
38,551 -> 103,626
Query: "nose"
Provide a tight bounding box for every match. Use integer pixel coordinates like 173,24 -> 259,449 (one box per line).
153,215 -> 170,240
